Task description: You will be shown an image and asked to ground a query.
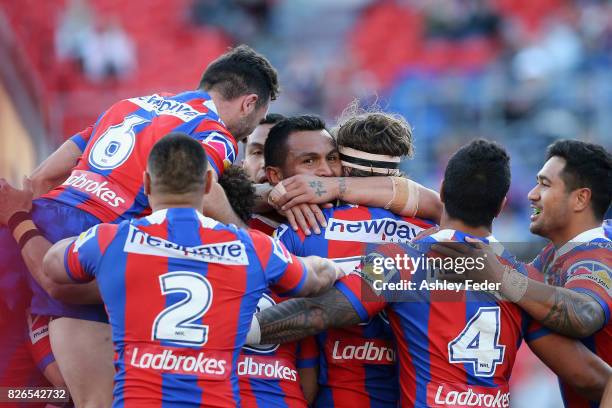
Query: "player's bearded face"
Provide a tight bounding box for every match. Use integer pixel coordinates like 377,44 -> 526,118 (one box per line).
528,157 -> 572,238
234,103 -> 269,142
242,124 -> 271,183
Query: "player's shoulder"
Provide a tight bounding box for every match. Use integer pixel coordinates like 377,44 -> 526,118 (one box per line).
561,228 -> 611,264
73,222 -> 122,254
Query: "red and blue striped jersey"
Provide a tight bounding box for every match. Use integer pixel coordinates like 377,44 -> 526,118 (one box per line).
238,216 -> 317,408
238,291 -> 318,408
276,204 -> 435,408
336,228 -> 551,408
529,226 -> 611,408
0,301 -> 50,408
44,91 -> 238,223
63,208 -> 307,408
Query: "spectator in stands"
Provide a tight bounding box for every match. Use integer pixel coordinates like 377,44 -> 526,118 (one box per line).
81,17 -> 136,82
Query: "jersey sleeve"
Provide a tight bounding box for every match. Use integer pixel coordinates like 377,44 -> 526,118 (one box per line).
523,314 -> 553,343
562,251 -> 612,325
193,122 -> 238,177
296,336 -> 319,369
334,274 -> 386,323
249,230 -> 308,297
274,223 -> 306,257
68,125 -> 95,152
64,224 -> 117,282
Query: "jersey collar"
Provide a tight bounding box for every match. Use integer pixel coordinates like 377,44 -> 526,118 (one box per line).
144,208 -> 218,229
430,228 -> 505,257
554,226 -> 607,260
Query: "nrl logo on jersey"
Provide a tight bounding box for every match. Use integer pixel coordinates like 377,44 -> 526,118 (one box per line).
130,94 -> 203,122
124,225 -> 248,265
324,217 -> 423,244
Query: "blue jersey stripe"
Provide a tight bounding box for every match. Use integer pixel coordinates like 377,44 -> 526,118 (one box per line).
161,209 -> 207,404
233,227 -> 272,406
394,302 -> 432,405
250,378 -> 290,408
99,224 -> 130,407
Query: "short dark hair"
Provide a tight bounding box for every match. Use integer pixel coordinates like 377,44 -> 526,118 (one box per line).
218,166 -> 255,223
442,139 -> 511,228
335,105 -> 413,177
264,115 -> 328,168
260,113 -> 285,126
148,133 -> 207,194
546,139 -> 612,220
199,45 -> 279,108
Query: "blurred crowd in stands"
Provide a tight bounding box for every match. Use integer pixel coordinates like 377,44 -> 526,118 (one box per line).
2,0 -> 612,247
4,1 -> 610,405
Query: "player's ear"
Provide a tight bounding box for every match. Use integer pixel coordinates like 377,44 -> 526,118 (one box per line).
203,169 -> 213,195
266,166 -> 282,185
439,180 -> 445,203
241,94 -> 258,116
143,171 -> 151,196
495,196 -> 507,218
571,187 -> 592,212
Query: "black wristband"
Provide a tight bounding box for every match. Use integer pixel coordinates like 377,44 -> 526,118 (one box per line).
7,211 -> 33,234
18,229 -> 42,250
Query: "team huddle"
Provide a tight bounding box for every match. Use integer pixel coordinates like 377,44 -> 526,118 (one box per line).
0,45 -> 610,408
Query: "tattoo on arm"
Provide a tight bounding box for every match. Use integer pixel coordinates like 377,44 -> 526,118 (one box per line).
257,288 -> 362,344
540,289 -> 605,338
308,181 -> 327,198
338,177 -> 347,200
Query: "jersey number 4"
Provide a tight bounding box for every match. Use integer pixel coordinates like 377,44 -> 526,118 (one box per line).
448,306 -> 506,377
152,272 -> 213,346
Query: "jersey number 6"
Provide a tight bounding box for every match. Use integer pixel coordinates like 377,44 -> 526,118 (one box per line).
88,115 -> 147,171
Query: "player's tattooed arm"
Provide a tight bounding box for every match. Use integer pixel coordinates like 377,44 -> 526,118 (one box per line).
432,239 -> 607,338
272,175 -> 442,223
533,287 -> 606,338
256,288 -> 362,344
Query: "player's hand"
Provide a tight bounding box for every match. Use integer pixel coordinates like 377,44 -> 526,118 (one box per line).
0,178 -> 34,225
430,237 -> 505,284
270,175 -> 338,210
283,203 -> 328,236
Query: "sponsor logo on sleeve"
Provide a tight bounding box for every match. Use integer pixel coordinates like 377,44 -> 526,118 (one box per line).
270,236 -> 293,264
124,226 -> 248,265
74,225 -> 99,252
566,260 -> 612,295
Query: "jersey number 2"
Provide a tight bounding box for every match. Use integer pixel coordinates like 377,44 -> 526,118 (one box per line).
448,306 -> 506,377
152,272 -> 213,346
